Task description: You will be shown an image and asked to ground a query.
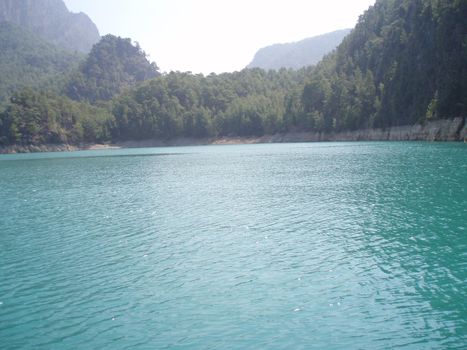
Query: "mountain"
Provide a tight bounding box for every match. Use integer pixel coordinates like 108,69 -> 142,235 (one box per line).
2,0 -> 466,149
67,35 -> 160,102
0,0 -> 100,53
0,22 -> 81,103
296,0 -> 467,131
247,29 -> 351,70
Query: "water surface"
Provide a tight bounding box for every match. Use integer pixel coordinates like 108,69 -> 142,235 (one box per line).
1,142 -> 466,349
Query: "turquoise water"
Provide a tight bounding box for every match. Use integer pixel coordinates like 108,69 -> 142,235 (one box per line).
0,142 -> 466,349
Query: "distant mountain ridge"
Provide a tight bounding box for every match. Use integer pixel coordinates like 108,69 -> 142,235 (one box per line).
0,0 -> 100,53
247,29 -> 351,70
0,22 -> 82,102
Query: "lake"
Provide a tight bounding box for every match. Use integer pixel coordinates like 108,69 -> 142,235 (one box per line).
0,142 -> 466,349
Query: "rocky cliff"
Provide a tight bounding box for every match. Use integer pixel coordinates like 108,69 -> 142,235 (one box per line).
0,0 -> 100,53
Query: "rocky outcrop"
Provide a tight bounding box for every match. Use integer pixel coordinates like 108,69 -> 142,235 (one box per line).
271,117 -> 466,143
0,0 -> 100,53
0,143 -> 120,154
328,117 -> 465,142
460,122 -> 467,142
0,143 -> 80,154
278,118 -> 466,143
118,119 -> 466,147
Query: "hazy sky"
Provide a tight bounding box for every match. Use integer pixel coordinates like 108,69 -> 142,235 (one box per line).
63,0 -> 375,74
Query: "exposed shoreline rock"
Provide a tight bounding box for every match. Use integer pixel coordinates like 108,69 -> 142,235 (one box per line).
0,143 -> 120,154
282,117 -> 466,143
123,117 -> 466,146
1,117 -> 465,154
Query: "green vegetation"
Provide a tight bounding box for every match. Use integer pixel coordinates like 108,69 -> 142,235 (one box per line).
0,89 -> 113,146
0,22 -> 81,103
297,0 -> 467,131
1,0 -> 466,148
67,35 -> 160,103
110,0 -> 467,139
111,69 -> 308,140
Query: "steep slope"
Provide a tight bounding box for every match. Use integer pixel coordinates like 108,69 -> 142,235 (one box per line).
2,0 -> 467,148
67,35 -> 160,102
0,0 -> 100,53
0,22 -> 82,102
296,0 -> 467,131
247,29 -> 351,70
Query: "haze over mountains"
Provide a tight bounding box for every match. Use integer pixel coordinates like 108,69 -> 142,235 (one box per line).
0,0 -> 101,101
0,0 -> 100,53
0,22 -> 81,101
247,29 -> 351,70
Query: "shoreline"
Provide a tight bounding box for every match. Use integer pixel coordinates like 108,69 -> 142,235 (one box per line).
1,117 -> 465,154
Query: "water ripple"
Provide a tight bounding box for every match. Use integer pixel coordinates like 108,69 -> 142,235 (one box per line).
0,142 -> 466,349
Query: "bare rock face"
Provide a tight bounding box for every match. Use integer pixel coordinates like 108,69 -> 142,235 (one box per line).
0,0 -> 100,53
325,118 -> 466,142
275,118 -> 467,143
459,122 -> 467,142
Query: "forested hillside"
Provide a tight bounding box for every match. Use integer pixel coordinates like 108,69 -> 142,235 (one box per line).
0,89 -> 113,146
111,69 -> 308,141
296,0 -> 467,131
1,0 -> 466,149
0,22 -> 81,103
67,35 -> 160,103
109,0 -> 467,139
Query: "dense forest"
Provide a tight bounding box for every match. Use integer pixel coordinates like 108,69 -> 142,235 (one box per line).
0,89 -> 113,146
67,35 -> 160,103
0,22 -> 81,103
297,0 -> 467,131
1,0 -> 466,148
111,68 -> 309,141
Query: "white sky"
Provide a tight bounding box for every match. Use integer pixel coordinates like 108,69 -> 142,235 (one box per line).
64,0 -> 375,75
